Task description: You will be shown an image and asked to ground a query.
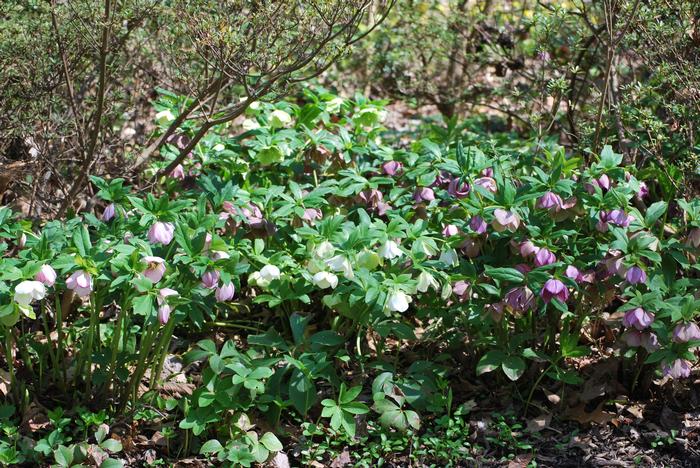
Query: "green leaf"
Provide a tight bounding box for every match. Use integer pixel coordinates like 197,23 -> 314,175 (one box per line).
484,266 -> 524,283
289,369 -> 316,415
501,356 -> 526,381
200,439 -> 224,454
476,350 -> 506,375
644,201 -> 667,226
100,459 -> 124,468
260,432 -> 283,452
100,439 -> 123,453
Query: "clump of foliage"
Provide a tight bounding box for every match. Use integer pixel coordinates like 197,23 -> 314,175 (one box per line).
0,88 -> 698,464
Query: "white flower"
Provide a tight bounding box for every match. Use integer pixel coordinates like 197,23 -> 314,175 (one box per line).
242,118 -> 260,131
14,280 -> 46,306
416,271 -> 439,293
312,271 -> 338,290
252,264 -> 281,288
325,255 -> 354,279
326,97 -> 345,113
439,248 -> 460,267
387,290 -> 412,312
313,241 -> 335,260
379,240 -> 403,260
155,109 -> 175,125
269,109 -> 292,129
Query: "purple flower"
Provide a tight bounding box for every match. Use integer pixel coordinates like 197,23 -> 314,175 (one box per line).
413,187 -> 435,203
622,329 -> 642,347
622,307 -> 654,330
596,174 -> 611,191
201,270 -> 220,289
35,264 -> 57,287
356,189 -> 391,216
447,178 -> 470,198
534,248 -> 556,267
565,265 -> 582,282
663,359 -> 691,379
519,241 -> 539,259
442,224 -> 459,237
157,288 -> 178,325
66,270 -> 93,298
492,209 -> 520,232
637,181 -> 649,199
141,256 -> 166,283
514,264 -> 532,274
540,279 -> 569,303
452,280 -> 470,302
481,167 -> 494,177
625,266 -> 647,285
102,203 -> 116,222
672,322 -> 700,343
537,192 -> 563,210
504,286 -> 535,316
170,164 -> 186,180
382,161 -> 403,176
686,228 -> 700,248
474,177 -> 497,193
301,208 -> 322,225
469,216 -> 487,234
608,209 -> 633,228
215,282 -> 235,302
148,221 -> 175,245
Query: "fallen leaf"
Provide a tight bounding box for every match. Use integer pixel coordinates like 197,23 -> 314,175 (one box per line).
508,454 -> 533,468
526,414 -> 551,433
270,452 -> 290,468
330,447 -> 352,467
543,387 -> 560,405
161,380 -> 195,397
565,402 -> 615,425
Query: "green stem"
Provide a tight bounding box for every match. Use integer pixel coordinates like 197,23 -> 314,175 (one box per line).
4,328 -> 15,401
524,362 -> 556,415
40,300 -> 59,387
124,320 -> 159,410
149,318 -> 176,390
55,296 -> 67,391
105,294 -> 131,394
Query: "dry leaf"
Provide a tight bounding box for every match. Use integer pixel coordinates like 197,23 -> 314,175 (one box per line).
565,402 -> 615,425
161,381 -> 195,397
330,447 -> 352,467
270,452 -> 290,468
543,387 -> 560,405
526,414 -> 551,433
508,454 -> 533,468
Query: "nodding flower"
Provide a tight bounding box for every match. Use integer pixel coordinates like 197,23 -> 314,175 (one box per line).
537,191 -> 563,211
540,279 -> 569,303
66,270 -> 93,298
215,282 -> 235,302
413,187 -> 435,203
102,203 -> 116,222
622,308 -> 654,330
442,224 -> 460,237
672,322 -> 700,343
534,248 -> 556,267
447,178 -> 470,198
492,209 -> 520,232
141,256 -> 166,283
157,288 -> 179,325
382,160 -> 403,176
469,216 -> 487,234
148,221 -> 175,245
625,266 -> 647,285
663,359 -> 691,379
201,270 -> 221,289
35,264 -> 57,287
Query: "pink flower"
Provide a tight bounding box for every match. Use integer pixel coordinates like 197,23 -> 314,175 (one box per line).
102,203 -> 116,222
301,208 -> 322,224
215,282 -> 235,302
608,209 -> 633,228
469,216 -> 487,234
356,189 -> 391,216
492,209 -> 520,232
447,178 -> 470,198
663,359 -> 691,379
625,266 -> 647,284
596,174 -> 611,191
474,177 -> 497,193
686,228 -> 700,248
157,288 -> 178,325
519,241 -> 539,258
565,265 -> 582,282
201,270 -> 220,289
622,307 -> 654,330
382,161 -> 403,176
66,270 -> 93,297
672,322 -> 700,343
504,286 -> 535,316
537,192 -> 563,210
452,280 -> 470,302
442,224 -> 459,237
148,221 -> 175,245
534,248 -> 556,267
413,187 -> 435,203
637,181 -> 649,199
481,167 -> 494,177
35,264 -> 57,287
203,233 -> 213,252
170,164 -> 186,180
141,256 -> 166,283
540,279 -> 569,303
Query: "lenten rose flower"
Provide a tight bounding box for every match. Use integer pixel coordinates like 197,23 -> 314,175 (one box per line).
565,265 -> 582,282
469,216 -> 487,234
459,237 -> 481,258
438,249 -> 459,267
416,271 -> 439,293
215,282 -> 235,302
325,255 -> 354,279
663,359 -> 691,379
66,270 -> 93,297
148,221 -> 175,245
672,322 -> 700,343
492,209 -> 520,232
504,286 -> 534,316
201,270 -> 220,289
170,164 -> 185,180
382,161 -> 403,176
413,187 -> 435,203
141,256 -> 166,283
447,178 -> 470,198
452,280 -> 470,302
625,266 -> 647,285
35,264 -> 57,287
474,177 -> 497,193
685,228 -> 700,248
157,288 -> 179,325
102,203 -> 116,222
537,191 -> 563,210
540,279 -> 569,303
534,248 -> 556,267
14,280 -> 46,305
312,271 -> 339,289
379,240 -> 403,260
442,224 -> 459,237
301,208 -> 322,224
387,290 -> 412,312
519,241 -> 539,258
622,307 -> 654,330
